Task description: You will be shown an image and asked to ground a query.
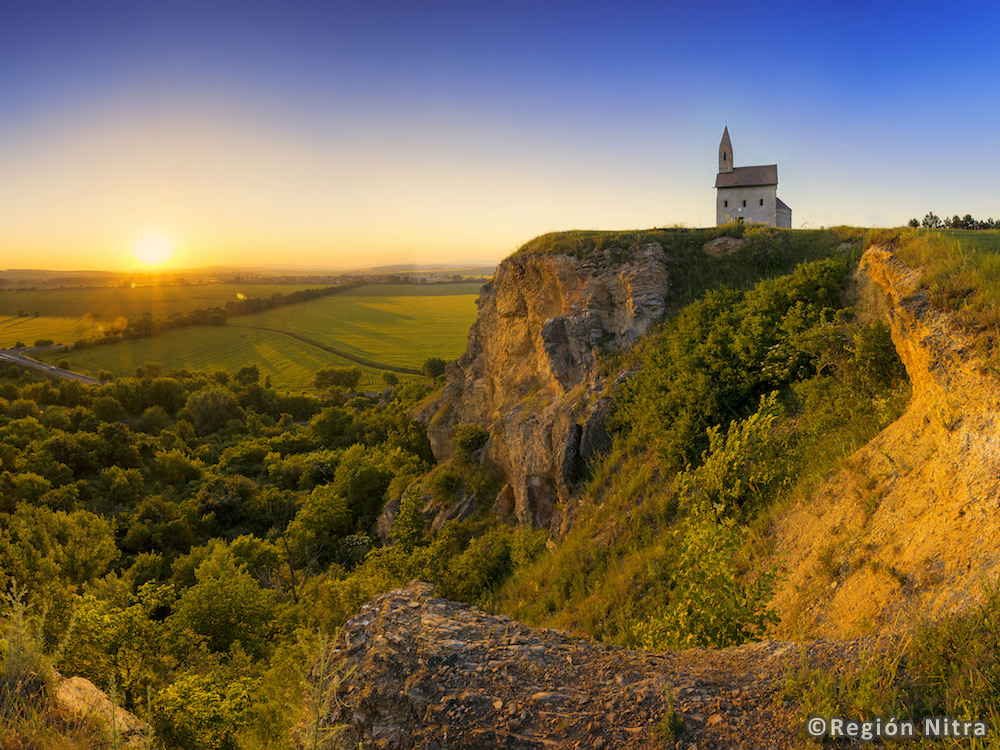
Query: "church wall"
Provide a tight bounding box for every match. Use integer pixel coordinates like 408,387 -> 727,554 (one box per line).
716,185 -> 777,226
776,203 -> 792,228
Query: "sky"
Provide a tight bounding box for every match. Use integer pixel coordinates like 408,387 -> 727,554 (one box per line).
2,0 -> 999,271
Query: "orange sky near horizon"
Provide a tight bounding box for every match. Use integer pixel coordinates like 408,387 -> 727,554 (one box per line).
0,98 -> 687,272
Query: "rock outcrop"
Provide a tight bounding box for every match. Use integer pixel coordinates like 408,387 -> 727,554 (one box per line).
770,245 -> 1000,637
414,245 -> 669,531
324,581 -> 847,749
52,674 -> 150,748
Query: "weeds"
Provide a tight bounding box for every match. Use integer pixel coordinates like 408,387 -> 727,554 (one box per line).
293,631 -> 354,750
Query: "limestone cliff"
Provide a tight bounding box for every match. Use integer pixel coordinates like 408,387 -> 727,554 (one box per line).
771,245 -> 1000,637
413,244 -> 669,530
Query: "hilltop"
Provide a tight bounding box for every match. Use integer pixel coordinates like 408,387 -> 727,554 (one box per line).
321,225 -> 1000,747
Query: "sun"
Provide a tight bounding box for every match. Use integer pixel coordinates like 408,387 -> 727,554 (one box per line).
133,232 -> 174,267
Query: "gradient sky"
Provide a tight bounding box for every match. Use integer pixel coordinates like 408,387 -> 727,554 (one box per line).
2,0 -> 999,271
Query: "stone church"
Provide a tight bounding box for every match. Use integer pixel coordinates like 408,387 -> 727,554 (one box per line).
715,127 -> 791,228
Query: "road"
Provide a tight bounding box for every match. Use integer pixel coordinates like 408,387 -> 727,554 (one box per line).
0,346 -> 100,384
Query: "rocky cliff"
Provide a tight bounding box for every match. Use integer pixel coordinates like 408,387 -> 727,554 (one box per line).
770,245 -> 1000,637
321,581 -> 850,750
413,244 -> 669,531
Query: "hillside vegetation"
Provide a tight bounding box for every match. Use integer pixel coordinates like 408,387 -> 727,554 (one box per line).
4,226 -> 1000,747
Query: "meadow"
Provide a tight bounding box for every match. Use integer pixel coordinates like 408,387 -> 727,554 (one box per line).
38,283 -> 483,389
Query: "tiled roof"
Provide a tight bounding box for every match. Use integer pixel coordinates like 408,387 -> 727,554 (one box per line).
776,197 -> 791,211
716,164 -> 778,188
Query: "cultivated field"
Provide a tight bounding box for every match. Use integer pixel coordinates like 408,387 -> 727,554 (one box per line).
0,282 -> 331,320
39,283 -> 483,390
0,315 -> 101,348
228,283 -> 482,369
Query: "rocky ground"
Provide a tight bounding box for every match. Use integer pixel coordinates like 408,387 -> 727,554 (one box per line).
325,582 -> 852,749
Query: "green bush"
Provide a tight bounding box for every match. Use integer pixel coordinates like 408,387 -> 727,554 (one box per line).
632,507 -> 777,650
155,671 -> 257,750
452,423 -> 489,461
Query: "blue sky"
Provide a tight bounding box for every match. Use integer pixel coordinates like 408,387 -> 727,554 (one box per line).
1,0 -> 998,269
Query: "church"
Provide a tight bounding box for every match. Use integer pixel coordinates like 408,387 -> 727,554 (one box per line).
715,127 -> 791,228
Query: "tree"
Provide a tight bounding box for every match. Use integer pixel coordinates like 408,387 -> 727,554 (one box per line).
165,544 -> 277,657
907,218 -> 920,228
235,364 -> 260,385
922,212 -> 942,228
314,366 -> 362,391
421,357 -> 447,381
185,387 -> 244,435
381,371 -> 399,387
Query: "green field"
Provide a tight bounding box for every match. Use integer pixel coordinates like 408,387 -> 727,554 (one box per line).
40,283 -> 483,390
40,326 -> 390,390
228,283 -> 482,368
0,282 -> 330,320
0,315 -> 101,348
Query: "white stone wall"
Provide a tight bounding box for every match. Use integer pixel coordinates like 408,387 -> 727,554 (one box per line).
716,185 -> 777,226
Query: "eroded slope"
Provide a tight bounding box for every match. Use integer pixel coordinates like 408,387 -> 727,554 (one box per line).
771,246 -> 1000,637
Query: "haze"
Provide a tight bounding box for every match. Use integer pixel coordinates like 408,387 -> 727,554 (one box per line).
2,0 -> 999,271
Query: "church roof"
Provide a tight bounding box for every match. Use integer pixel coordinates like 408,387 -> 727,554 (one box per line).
716,164 -> 778,188
776,197 -> 791,211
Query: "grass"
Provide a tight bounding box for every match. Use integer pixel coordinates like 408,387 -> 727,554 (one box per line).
0,316 -> 101,348
882,228 -> 1000,333
37,284 -> 482,390
514,226 -> 868,315
225,283 -> 481,369
784,579 -> 1000,747
0,283 -> 333,321
39,326 -> 389,391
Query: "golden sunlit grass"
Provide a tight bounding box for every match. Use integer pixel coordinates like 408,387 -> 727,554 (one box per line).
132,231 -> 174,267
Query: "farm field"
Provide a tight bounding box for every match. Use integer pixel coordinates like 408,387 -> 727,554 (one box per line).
227,282 -> 483,369
0,315 -> 101,348
40,283 -> 483,390
0,282 -> 331,320
39,326 -> 389,391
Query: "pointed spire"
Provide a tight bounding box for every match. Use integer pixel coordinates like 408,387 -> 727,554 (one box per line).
719,127 -> 733,174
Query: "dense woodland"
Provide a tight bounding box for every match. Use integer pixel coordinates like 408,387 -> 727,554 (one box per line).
4,226 -> 1000,747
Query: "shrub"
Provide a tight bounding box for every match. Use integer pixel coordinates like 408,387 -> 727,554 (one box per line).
632,507 -> 777,650
314,366 -> 362,391
452,423 -> 489,461
421,357 -> 447,380
155,671 -> 257,750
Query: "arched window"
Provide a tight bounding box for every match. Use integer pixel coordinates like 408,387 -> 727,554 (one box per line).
742,200 -> 747,207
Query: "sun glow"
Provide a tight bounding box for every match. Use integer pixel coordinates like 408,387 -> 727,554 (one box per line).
133,232 -> 174,267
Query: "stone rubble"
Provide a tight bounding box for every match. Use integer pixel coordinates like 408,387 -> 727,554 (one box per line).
326,582 -> 846,749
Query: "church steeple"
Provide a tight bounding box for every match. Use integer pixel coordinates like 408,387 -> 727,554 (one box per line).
719,127 -> 733,174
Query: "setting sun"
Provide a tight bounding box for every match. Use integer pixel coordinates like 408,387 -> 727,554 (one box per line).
133,232 -> 174,267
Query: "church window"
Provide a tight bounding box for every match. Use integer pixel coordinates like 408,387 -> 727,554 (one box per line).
742,200 -> 746,207
760,199 -> 764,206
724,200 -> 728,207
723,152 -> 727,161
